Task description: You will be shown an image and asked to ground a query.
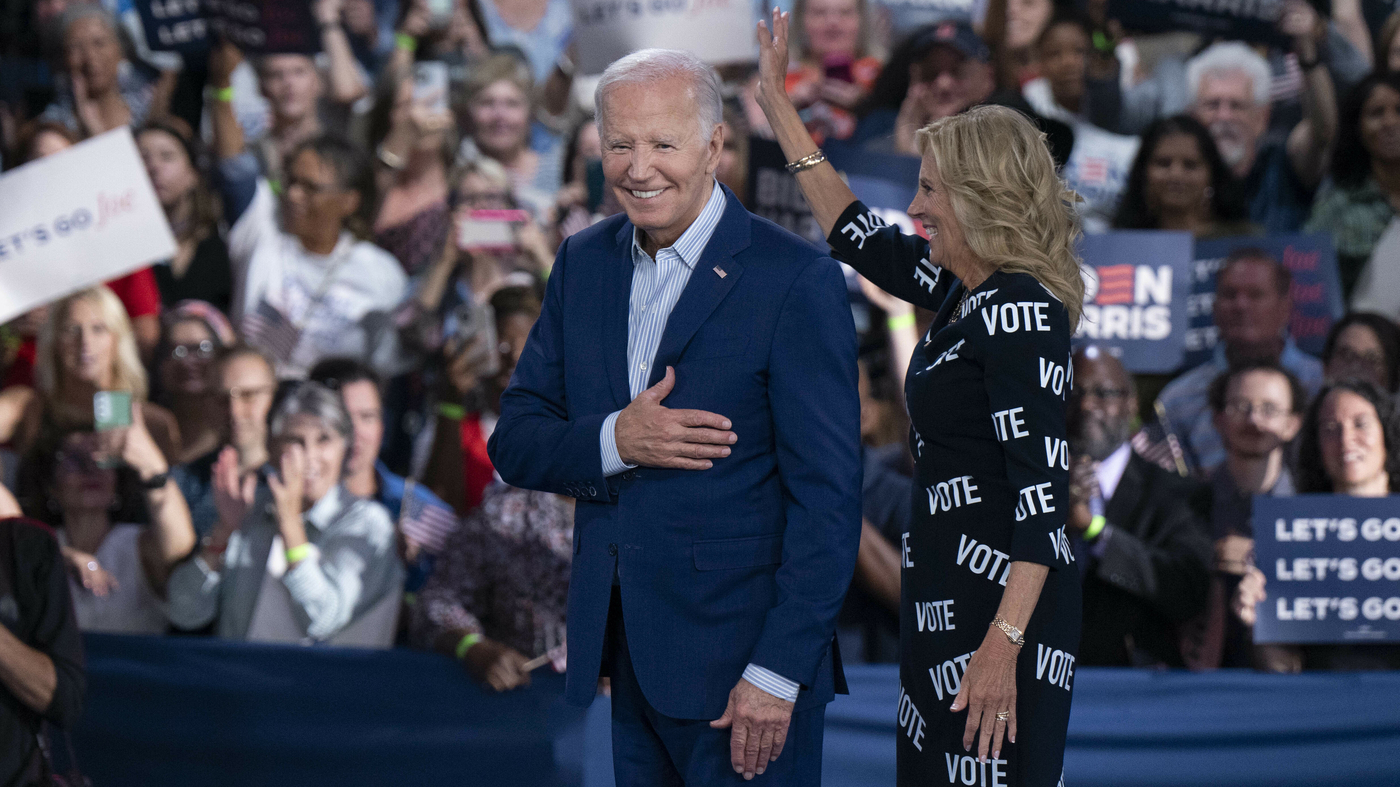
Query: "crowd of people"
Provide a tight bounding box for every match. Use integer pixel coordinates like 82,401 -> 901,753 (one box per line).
1,0 -> 1399,778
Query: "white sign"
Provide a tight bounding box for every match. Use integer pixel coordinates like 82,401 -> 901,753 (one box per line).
571,0 -> 759,76
0,128 -> 176,324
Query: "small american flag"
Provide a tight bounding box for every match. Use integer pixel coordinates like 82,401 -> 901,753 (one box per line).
1078,157 -> 1109,187
241,299 -> 300,367
398,479 -> 460,556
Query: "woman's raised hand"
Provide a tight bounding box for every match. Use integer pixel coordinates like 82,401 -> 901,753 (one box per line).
268,443 -> 307,525
755,7 -> 792,113
211,445 -> 256,538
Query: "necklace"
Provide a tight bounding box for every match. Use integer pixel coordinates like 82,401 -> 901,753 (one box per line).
946,288 -> 971,325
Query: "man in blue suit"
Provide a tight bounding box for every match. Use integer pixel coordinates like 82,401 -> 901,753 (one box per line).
487,48 -> 862,784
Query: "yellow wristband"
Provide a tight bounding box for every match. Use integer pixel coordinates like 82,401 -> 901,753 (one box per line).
455,632 -> 482,659
1085,514 -> 1107,541
887,312 -> 916,331
211,85 -> 234,103
395,32 -> 417,52
437,402 -> 466,421
285,543 -> 313,564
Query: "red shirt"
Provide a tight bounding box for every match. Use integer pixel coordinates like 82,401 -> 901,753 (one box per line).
104,268 -> 162,319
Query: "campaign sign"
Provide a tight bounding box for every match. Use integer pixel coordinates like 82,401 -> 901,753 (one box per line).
204,0 -> 320,53
1253,495 -> 1400,644
0,128 -> 176,324
746,137 -> 922,249
1187,235 -> 1343,368
1074,231 -> 1194,373
571,0 -> 759,75
136,0 -> 210,55
1107,0 -> 1287,45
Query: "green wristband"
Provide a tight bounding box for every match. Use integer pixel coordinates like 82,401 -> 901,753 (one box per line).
211,85 -> 234,103
455,632 -> 482,659
437,402 -> 466,421
285,543 -> 313,564
887,312 -> 916,331
1084,514 -> 1107,541
395,32 -> 417,52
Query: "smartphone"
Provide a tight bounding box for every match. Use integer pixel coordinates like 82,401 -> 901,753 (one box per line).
451,301 -> 501,378
93,391 -> 133,431
822,53 -> 854,83
412,61 -> 449,114
456,208 -> 529,251
425,0 -> 453,28
585,159 -> 605,213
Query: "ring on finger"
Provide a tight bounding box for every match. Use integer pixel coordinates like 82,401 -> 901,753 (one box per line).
995,711 -> 1010,722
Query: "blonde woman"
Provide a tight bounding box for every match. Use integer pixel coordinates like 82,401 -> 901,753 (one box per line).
757,11 -> 1083,785
0,286 -> 181,461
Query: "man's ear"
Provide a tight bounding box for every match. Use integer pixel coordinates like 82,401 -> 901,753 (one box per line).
339,189 -> 362,222
706,122 -> 725,175
1280,412 -> 1303,443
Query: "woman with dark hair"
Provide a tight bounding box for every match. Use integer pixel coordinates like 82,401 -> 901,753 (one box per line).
208,46 -> 408,381
1297,378 -> 1400,496
151,301 -> 238,463
1321,312 -> 1400,393
136,118 -> 233,312
1114,115 -> 1253,237
1306,73 -> 1400,296
1279,377 -> 1400,670
367,63 -> 457,276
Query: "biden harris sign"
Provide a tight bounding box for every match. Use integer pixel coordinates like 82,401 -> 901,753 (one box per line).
1074,231 -> 1194,374
1253,495 -> 1400,645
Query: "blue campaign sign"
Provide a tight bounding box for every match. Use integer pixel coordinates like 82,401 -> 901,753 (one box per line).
1073,230 -> 1194,374
1252,494 -> 1400,645
135,0 -> 210,55
1187,234 -> 1344,368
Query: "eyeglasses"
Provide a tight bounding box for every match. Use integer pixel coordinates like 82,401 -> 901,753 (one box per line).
171,340 -> 215,361
1069,386 -> 1131,402
1223,400 -> 1289,420
1331,346 -> 1386,370
219,385 -> 276,403
285,176 -> 342,196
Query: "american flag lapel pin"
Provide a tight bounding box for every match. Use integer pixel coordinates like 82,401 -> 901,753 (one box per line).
713,266 -> 727,278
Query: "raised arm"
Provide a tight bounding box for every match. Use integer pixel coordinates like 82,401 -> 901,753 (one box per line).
753,10 -> 858,237
1283,0 -> 1338,189
315,0 -> 370,105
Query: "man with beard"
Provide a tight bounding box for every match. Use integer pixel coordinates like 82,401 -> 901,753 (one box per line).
1156,248 -> 1325,474
1068,346 -> 1213,667
1186,30 -> 1337,233
1200,361 -> 1305,669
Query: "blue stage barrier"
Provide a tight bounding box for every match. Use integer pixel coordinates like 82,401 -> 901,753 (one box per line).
73,634 -> 1400,786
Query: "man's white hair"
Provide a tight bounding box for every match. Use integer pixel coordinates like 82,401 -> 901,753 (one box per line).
594,49 -> 723,139
1186,42 -> 1273,107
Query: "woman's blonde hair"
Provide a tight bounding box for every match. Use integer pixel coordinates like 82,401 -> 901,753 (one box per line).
914,105 -> 1085,327
37,285 -> 148,401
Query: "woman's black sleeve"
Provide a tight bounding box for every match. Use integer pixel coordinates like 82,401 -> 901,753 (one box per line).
824,199 -> 954,312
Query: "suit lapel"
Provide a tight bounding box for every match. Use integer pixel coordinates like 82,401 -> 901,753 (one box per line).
604,222 -> 636,410
645,187 -> 751,388
1106,452 -> 1144,525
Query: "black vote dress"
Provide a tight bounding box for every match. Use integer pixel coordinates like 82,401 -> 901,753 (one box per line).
828,202 -> 1080,787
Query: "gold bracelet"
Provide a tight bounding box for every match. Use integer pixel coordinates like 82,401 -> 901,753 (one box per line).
785,150 -> 826,174
990,617 -> 1025,647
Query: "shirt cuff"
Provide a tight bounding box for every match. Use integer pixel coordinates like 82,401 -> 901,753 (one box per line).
742,663 -> 800,702
599,410 -> 636,477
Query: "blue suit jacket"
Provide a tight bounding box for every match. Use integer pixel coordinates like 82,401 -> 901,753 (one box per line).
488,185 -> 862,718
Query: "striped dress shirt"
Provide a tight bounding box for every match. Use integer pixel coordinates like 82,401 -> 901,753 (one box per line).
597,181 -> 801,704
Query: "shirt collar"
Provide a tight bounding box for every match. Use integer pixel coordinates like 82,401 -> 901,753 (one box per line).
1096,442 -> 1133,501
1210,334 -> 1302,368
304,485 -> 347,532
630,180 -> 726,270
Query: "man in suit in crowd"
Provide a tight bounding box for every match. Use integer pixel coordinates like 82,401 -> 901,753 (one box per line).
1067,346 -> 1214,667
488,49 -> 862,784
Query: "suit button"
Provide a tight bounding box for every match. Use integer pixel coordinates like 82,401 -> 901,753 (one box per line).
588,485 -> 597,496
608,543 -> 618,556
